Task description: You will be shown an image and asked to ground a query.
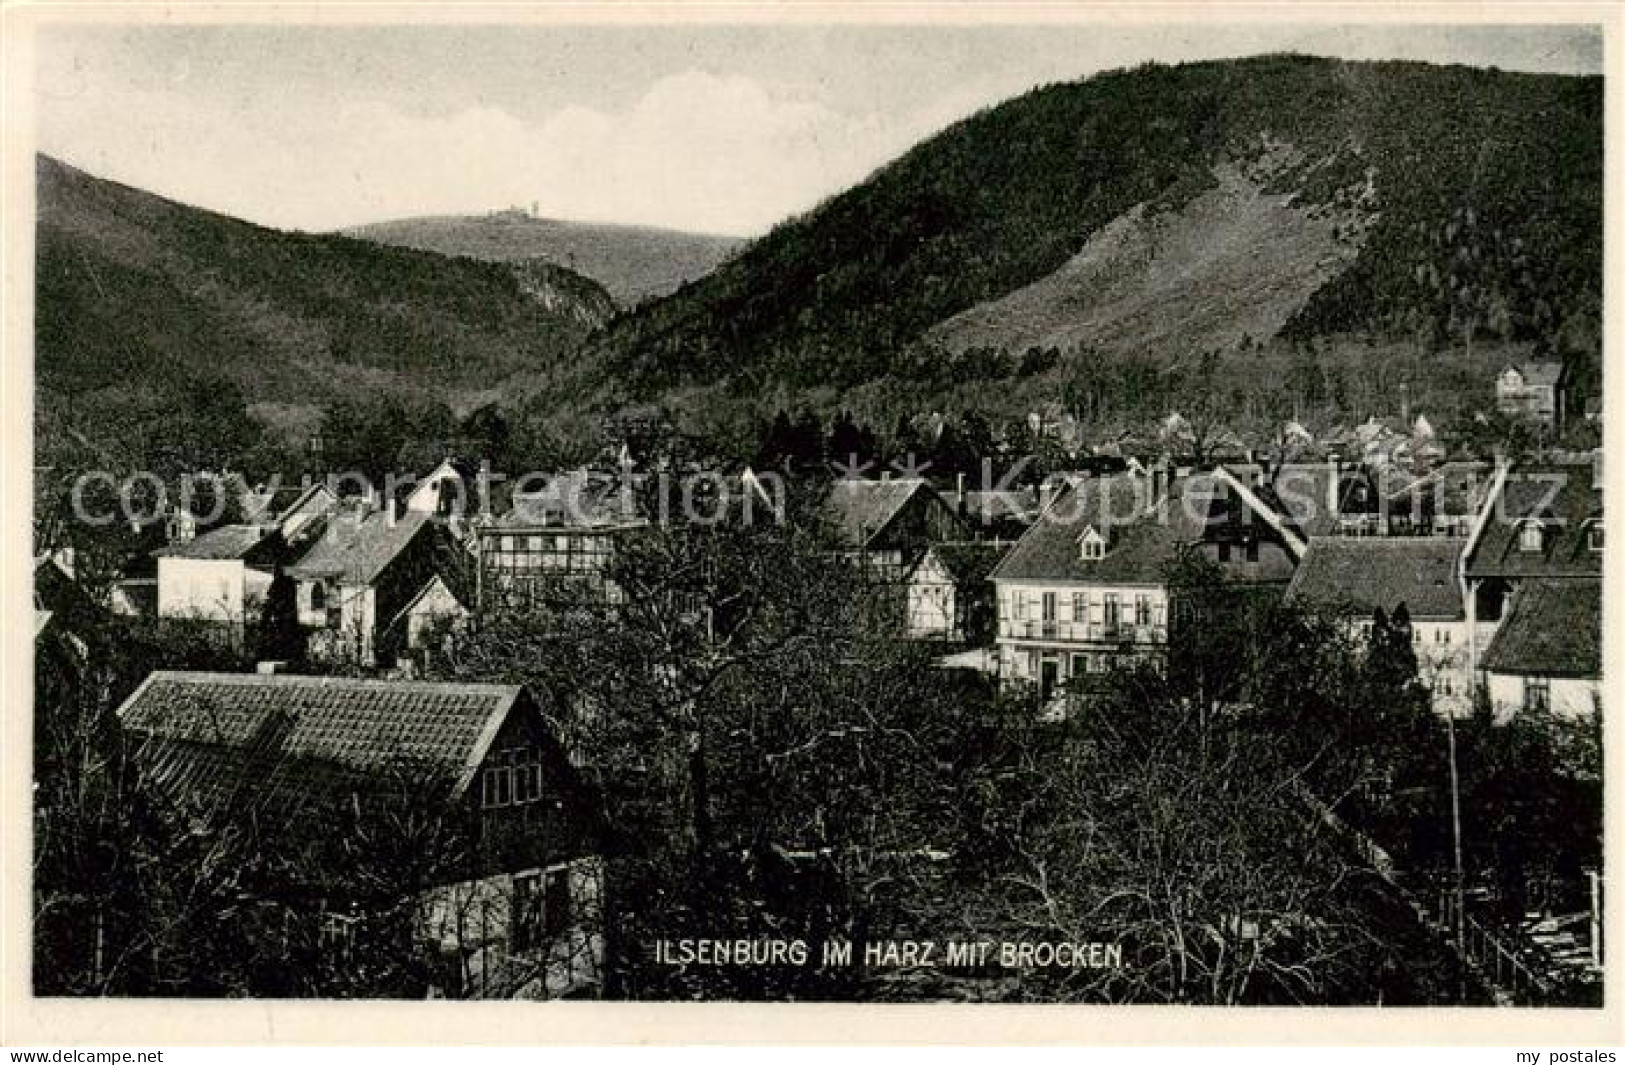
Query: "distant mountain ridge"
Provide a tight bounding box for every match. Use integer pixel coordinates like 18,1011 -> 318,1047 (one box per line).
342,211 -> 743,305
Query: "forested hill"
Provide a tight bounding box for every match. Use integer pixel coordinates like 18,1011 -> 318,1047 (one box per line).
584,56 -> 1600,409
343,212 -> 743,305
35,154 -> 613,466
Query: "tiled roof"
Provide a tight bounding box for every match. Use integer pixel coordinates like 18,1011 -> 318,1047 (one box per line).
1482,579 -> 1600,678
287,509 -> 432,584
502,469 -> 644,528
926,541 -> 1006,585
153,524 -> 278,561
961,490 -> 1038,525
118,671 -> 526,810
1284,536 -> 1466,620
824,478 -> 929,549
1465,458 -> 1602,579
990,474 -> 1192,585
241,482 -> 326,525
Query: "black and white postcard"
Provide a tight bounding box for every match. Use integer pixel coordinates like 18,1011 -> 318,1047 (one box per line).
5,1 -> 1620,1047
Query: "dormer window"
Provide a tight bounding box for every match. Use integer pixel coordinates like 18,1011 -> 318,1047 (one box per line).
1518,521 -> 1545,554
1078,526 -> 1107,561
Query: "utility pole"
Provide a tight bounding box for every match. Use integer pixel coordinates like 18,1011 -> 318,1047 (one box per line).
1446,709 -> 1467,968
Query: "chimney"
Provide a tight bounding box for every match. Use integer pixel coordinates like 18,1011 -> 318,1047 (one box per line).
1038,479 -> 1056,513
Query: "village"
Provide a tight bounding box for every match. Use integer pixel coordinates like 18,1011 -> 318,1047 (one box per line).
31,349 -> 1604,1005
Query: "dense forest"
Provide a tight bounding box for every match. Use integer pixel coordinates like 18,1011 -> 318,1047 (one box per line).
33,57 -> 1604,486
34,154 -> 612,476
581,56 -> 1600,416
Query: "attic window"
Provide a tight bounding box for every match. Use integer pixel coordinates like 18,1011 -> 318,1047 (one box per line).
482,747 -> 543,808
1078,526 -> 1107,561
1518,521 -> 1545,554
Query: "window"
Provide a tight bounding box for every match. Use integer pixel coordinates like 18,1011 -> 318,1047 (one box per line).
1589,522 -> 1604,552
1524,676 -> 1551,713
1013,595 -> 1027,621
1079,527 -> 1105,561
319,912 -> 357,964
1070,653 -> 1087,677
1217,542 -> 1231,563
1519,522 -> 1544,553
511,872 -> 544,953
1134,595 -> 1152,627
1072,592 -> 1087,622
482,747 -> 543,809
1041,592 -> 1057,623
310,582 -> 325,611
1103,594 -> 1120,631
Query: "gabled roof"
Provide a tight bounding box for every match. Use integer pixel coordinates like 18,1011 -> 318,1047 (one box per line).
1464,458 -> 1601,579
961,489 -> 1038,527
1284,537 -> 1466,620
824,477 -> 930,549
1261,463 -> 1368,536
118,671 -> 530,809
386,573 -> 474,637
241,481 -> 333,526
287,510 -> 433,584
920,541 -> 1006,585
501,468 -> 645,528
1501,362 -> 1565,388
153,524 -> 278,561
1482,579 -> 1600,678
990,474 -> 1190,585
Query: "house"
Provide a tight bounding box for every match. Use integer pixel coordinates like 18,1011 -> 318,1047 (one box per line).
903,542 -> 1004,643
1480,579 -> 1601,720
822,477 -> 971,581
990,473 -> 1183,699
403,457 -> 478,529
476,469 -> 647,612
153,523 -> 284,633
1496,361 -> 1568,431
287,506 -> 470,667
1382,461 -> 1496,538
1261,459 -> 1384,538
989,466 -> 1310,699
116,672 -> 604,999
1284,537 -> 1473,717
243,481 -> 338,542
1462,453 -> 1602,720
385,572 -> 473,660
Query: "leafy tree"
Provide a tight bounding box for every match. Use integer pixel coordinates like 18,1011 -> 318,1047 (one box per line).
256,565 -> 307,665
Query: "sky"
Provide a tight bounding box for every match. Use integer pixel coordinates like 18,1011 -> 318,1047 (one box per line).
32,22 -> 1603,238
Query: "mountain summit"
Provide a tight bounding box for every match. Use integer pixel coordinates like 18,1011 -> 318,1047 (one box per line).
586,56 -> 1600,415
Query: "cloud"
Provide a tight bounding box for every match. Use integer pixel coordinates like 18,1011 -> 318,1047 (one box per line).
38,66 -> 967,237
